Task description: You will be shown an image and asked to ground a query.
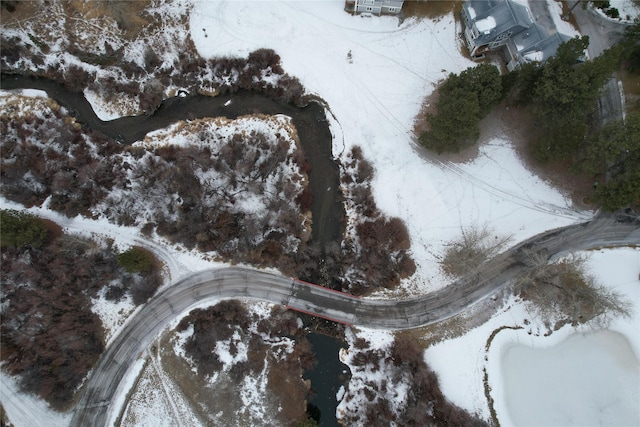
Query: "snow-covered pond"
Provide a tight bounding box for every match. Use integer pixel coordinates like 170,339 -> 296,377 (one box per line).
500,330 -> 640,426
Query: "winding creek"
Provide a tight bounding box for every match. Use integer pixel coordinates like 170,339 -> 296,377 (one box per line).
1,74 -> 348,426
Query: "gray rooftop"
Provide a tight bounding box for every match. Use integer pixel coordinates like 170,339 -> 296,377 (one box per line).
464,0 -> 534,46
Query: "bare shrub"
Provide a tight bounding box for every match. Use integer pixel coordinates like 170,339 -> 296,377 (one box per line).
247,48 -> 283,73
279,75 -> 306,106
63,65 -> 94,92
0,227 -> 160,409
441,225 -> 511,278
513,253 -> 632,327
342,333 -> 488,426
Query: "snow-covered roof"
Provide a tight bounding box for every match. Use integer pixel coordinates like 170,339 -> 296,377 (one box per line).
467,6 -> 476,19
466,0 -> 533,45
476,16 -> 497,33
510,23 -> 547,52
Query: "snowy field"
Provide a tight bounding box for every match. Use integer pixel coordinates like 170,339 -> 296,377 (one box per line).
190,0 -> 590,294
2,1 -> 639,426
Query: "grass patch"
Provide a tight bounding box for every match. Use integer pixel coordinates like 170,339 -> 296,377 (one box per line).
65,0 -> 151,39
402,0 -> 462,19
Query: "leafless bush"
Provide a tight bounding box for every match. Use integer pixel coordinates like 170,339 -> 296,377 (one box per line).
247,48 -> 283,73
441,225 -> 511,278
138,86 -> 163,115
1,228 -> 160,409
64,65 -> 95,92
342,334 -> 488,426
278,75 -> 306,106
1,108 -> 123,216
513,253 -> 632,327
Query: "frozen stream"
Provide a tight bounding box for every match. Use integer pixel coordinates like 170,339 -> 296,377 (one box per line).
500,330 -> 640,426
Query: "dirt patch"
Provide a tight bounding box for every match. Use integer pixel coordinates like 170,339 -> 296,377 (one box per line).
402,0 -> 462,20
0,1 -> 41,26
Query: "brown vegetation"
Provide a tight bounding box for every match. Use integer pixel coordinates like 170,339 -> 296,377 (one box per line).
0,102 -> 123,216
0,224 -> 162,410
513,252 -> 631,328
173,301 -> 314,425
402,0 -> 463,20
1,104 -> 311,277
341,333 -> 488,426
440,225 -> 511,278
338,146 -> 416,295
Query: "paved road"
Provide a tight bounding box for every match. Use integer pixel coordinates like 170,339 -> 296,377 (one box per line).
71,212 -> 639,427
569,2 -> 632,58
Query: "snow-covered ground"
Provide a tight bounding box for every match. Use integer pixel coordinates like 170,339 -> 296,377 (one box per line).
190,0 -> 588,294
2,1 -> 638,426
604,0 -> 640,21
426,248 -> 640,425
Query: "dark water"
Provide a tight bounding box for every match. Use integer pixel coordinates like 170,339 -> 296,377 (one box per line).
304,333 -> 350,427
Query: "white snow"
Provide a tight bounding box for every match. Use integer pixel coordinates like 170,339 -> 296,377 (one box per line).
91,285 -> 137,345
523,50 -> 545,62
191,0 -> 587,294
337,327 -> 401,424
84,89 -> 139,121
0,373 -> 71,427
546,0 -> 581,38
0,89 -> 49,100
426,248 -> 640,424
475,16 -> 497,33
601,0 -> 640,21
500,330 -> 639,426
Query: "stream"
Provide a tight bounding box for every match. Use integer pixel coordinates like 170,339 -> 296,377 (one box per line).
0,74 -> 349,426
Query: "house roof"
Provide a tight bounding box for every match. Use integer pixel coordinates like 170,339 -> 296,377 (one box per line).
464,0 -> 534,45
510,23 -> 547,52
519,31 -> 573,63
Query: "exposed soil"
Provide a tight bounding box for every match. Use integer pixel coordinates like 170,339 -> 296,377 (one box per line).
402,0 -> 462,20
155,316 -> 310,427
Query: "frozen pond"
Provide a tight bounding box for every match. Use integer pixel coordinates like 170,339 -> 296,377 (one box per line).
501,330 -> 640,426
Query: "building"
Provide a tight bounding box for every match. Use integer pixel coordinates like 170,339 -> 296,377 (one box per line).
461,0 -> 571,69
505,24 -> 571,71
344,0 -> 404,16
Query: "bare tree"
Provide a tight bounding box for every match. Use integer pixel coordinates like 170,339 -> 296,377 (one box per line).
440,225 -> 512,278
513,252 -> 632,328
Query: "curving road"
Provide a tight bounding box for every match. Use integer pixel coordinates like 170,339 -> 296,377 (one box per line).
70,212 -> 640,427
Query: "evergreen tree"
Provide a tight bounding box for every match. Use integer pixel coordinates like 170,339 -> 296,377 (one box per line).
420,86 -> 481,153
577,112 -> 640,210
529,36 -> 622,161
0,209 -> 48,249
420,63 -> 503,153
